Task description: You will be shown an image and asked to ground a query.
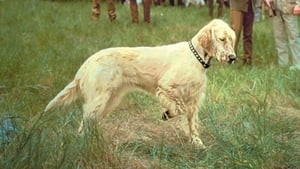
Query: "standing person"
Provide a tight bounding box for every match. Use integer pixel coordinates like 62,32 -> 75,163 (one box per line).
265,0 -> 300,70
92,0 -> 117,21
230,0 -> 256,65
207,0 -> 224,18
130,0 -> 152,24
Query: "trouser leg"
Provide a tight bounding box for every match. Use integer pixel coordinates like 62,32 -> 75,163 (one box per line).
217,0 -> 223,18
242,7 -> 254,63
130,0 -> 139,23
230,10 -> 243,58
272,12 -> 289,66
169,0 -> 174,6
208,0 -> 214,18
143,0 -> 151,23
282,14 -> 300,66
178,0 -> 184,6
107,0 -> 116,21
92,0 -> 101,20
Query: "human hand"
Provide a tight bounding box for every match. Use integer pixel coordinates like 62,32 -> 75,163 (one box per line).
264,0 -> 273,7
293,5 -> 300,15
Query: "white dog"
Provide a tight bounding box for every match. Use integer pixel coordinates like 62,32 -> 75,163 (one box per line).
44,19 -> 236,148
185,0 -> 205,7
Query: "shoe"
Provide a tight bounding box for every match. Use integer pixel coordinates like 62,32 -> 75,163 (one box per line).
289,64 -> 300,71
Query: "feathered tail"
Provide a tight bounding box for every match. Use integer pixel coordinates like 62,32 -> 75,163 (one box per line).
44,79 -> 80,112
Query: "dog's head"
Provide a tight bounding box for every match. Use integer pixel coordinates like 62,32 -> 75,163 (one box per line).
193,19 -> 237,64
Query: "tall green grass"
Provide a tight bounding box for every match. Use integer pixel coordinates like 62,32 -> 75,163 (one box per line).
0,0 -> 299,168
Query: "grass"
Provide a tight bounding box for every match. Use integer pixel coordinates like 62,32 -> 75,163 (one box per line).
0,0 -> 299,168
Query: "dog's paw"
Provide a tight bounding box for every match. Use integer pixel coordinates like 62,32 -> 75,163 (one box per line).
162,110 -> 173,121
191,137 -> 206,149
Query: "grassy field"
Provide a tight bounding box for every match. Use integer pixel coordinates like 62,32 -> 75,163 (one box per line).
0,0 -> 299,168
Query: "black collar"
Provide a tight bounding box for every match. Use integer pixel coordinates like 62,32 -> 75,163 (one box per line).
188,41 -> 210,69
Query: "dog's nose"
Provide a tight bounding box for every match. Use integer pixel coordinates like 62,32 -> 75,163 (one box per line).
228,54 -> 236,64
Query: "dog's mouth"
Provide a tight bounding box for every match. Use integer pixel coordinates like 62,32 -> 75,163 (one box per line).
228,54 -> 236,64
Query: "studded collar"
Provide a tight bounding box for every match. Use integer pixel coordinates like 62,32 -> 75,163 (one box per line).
188,41 -> 210,69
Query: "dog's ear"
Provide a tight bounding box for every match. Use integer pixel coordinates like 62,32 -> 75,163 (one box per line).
197,26 -> 215,54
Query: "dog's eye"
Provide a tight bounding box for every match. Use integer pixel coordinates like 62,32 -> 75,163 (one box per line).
219,38 -> 225,42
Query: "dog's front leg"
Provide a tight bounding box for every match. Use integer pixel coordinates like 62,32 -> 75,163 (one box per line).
186,106 -> 205,149
187,87 -> 207,149
185,81 -> 207,149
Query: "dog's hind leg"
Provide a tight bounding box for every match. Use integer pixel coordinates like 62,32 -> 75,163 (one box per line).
78,86 -> 127,134
78,91 -> 112,133
77,65 -> 126,133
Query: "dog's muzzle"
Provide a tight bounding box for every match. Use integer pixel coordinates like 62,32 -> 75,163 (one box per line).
228,54 -> 236,64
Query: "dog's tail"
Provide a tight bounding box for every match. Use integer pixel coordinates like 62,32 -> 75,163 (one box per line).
44,79 -> 80,112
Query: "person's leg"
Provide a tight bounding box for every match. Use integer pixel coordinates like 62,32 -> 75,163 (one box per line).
92,0 -> 101,20
242,6 -> 254,64
107,0 -> 116,21
143,0 -> 151,23
217,0 -> 223,18
130,0 -> 139,23
272,12 -> 289,66
282,14 -> 300,67
208,0 -> 214,18
169,0 -> 175,6
177,0 -> 184,6
230,10 -> 243,58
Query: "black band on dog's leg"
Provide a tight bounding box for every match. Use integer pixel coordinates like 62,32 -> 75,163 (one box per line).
162,110 -> 174,121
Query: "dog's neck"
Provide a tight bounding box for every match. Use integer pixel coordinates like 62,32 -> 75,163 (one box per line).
188,41 -> 210,69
